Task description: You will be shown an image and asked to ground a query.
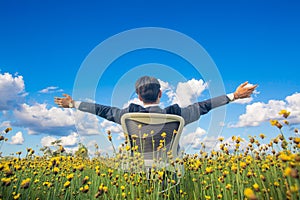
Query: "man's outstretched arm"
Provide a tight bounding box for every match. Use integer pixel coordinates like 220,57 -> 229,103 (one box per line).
181,81 -> 258,125
54,94 -> 127,124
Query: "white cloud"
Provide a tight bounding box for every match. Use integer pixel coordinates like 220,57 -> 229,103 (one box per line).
13,103 -> 75,135
100,120 -> 122,133
87,140 -> 98,148
180,127 -> 207,149
39,86 -> 63,94
233,97 -> 254,104
231,93 -> 300,127
0,121 -> 11,128
41,136 -> 57,146
64,146 -> 79,154
60,132 -> 79,146
158,79 -> 171,92
41,132 -> 79,147
12,103 -> 103,136
10,131 -> 24,145
198,136 -> 220,150
122,97 -> 143,108
0,72 -> 27,110
73,110 -> 102,135
171,79 -> 208,107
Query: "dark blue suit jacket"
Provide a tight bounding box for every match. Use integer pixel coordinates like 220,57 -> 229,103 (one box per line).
78,95 -> 230,125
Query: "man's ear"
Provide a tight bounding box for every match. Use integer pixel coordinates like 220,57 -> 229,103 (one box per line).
138,94 -> 143,102
158,90 -> 162,98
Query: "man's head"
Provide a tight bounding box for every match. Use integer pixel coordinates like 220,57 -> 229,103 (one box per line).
135,76 -> 161,104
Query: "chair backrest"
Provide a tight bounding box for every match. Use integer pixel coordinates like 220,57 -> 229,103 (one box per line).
121,113 -> 185,167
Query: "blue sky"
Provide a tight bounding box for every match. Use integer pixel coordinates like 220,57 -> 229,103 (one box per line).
0,0 -> 299,156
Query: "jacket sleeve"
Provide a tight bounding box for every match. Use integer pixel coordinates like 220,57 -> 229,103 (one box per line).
78,102 -> 129,124
180,95 -> 230,125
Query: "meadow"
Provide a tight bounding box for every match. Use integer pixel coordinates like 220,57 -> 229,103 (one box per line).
0,110 -> 299,200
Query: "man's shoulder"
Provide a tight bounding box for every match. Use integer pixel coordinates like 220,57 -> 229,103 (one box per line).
127,103 -> 144,112
164,104 -> 181,115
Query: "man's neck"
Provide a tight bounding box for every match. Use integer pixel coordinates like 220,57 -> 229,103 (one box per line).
143,101 -> 160,108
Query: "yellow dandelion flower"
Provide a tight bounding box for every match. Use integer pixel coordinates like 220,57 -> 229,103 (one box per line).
64,181 -> 71,188
205,195 -> 211,200
66,173 -> 74,181
82,176 -> 89,184
173,129 -> 178,135
274,181 -> 280,187
284,167 -> 292,177
161,132 -> 167,138
53,167 -> 59,175
236,136 -> 242,143
205,167 -> 213,174
20,178 -> 31,189
291,185 -> 299,193
270,119 -> 283,129
4,127 -> 12,133
43,182 -> 52,188
231,164 -> 238,173
259,133 -> 265,139
225,184 -> 231,190
279,109 -> 290,118
217,194 -> 222,199
80,185 -> 89,193
244,188 -> 257,200
120,185 -> 125,191
279,153 -> 291,162
1,177 -> 12,186
13,193 -> 21,200
132,145 -> 138,151
157,171 -> 164,178
240,162 -> 247,169
125,145 -> 131,151
260,175 -> 266,182
131,134 -> 138,140
103,186 -> 108,193
253,183 -> 259,191
293,137 -> 300,144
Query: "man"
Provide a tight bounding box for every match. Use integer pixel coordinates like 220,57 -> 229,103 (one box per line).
54,76 -> 257,126
54,76 -> 257,125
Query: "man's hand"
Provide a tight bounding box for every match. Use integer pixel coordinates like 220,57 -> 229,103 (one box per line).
54,94 -> 74,108
234,81 -> 258,100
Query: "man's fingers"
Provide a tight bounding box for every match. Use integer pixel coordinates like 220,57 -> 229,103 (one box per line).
63,94 -> 70,98
240,81 -> 248,88
248,84 -> 258,91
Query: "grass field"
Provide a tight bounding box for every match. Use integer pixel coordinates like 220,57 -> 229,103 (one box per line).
0,110 -> 299,200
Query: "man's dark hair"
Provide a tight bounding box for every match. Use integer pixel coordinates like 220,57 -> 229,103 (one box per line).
135,76 -> 161,103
